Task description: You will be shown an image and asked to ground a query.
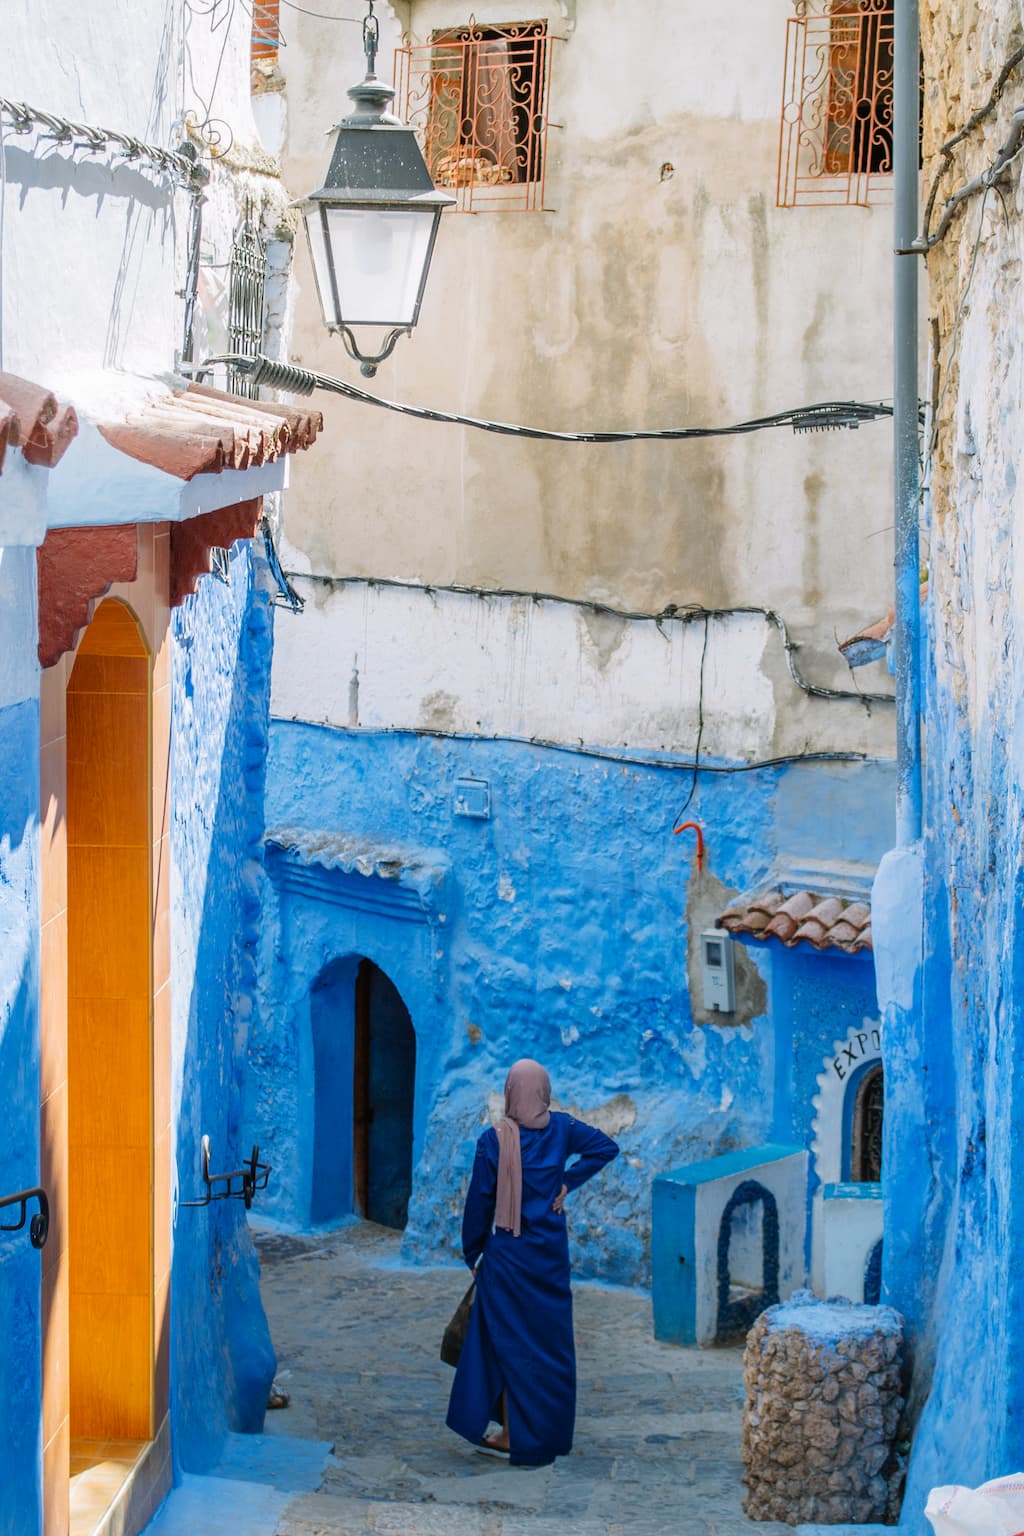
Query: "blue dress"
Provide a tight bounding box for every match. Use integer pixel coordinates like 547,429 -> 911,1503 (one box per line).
446,1111 -> 619,1465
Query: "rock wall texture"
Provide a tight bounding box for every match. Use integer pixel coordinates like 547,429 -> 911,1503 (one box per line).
742,1291 -> 905,1525
881,1 -> 1024,1522
169,543 -> 277,1471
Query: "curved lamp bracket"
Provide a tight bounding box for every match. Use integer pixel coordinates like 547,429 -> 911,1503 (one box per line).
334,323 -> 412,378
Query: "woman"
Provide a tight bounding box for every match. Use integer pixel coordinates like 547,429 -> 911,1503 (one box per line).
446,1059 -> 619,1466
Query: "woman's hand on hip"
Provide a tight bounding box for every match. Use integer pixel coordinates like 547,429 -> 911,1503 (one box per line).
552,1184 -> 568,1215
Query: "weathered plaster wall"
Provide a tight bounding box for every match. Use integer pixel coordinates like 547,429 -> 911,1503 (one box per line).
271,579 -> 890,760
254,716 -> 896,1287
0,546 -> 42,1536
275,0 -> 896,709
878,2 -> 1024,1522
169,543 -> 276,1471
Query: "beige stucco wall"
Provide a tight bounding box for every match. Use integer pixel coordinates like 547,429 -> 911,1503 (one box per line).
270,0 -> 899,747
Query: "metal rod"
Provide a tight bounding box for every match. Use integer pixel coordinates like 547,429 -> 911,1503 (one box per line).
893,0 -> 922,845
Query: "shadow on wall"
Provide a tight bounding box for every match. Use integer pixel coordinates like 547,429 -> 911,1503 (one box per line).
0,700 -> 42,1536
169,546 -> 276,1474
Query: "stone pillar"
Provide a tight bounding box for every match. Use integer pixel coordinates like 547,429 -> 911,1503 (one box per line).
742,1290 -> 905,1525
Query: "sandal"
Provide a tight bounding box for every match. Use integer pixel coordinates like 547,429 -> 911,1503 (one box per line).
476,1436 -> 510,1458
267,1383 -> 290,1410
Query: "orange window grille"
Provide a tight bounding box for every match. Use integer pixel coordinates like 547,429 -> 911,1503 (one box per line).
252,0 -> 281,63
395,20 -> 558,213
777,0 -> 894,208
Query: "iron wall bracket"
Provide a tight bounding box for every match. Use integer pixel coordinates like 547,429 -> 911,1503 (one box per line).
0,1186 -> 49,1249
181,1134 -> 272,1211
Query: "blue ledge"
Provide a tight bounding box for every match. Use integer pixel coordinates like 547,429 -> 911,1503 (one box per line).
656,1143 -> 804,1188
823,1181 -> 883,1201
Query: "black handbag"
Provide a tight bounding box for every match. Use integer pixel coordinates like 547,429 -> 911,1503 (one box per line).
441,1276 -> 476,1366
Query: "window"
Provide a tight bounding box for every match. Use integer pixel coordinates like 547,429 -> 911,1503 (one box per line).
226,205 -> 267,399
777,0 -> 894,208
396,21 -> 557,212
849,1064 -> 884,1182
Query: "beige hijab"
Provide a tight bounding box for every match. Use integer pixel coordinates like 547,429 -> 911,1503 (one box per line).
494,1059 -> 552,1236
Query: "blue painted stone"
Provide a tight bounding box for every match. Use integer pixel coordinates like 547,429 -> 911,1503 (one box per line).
0,697 -> 42,1536
169,545 -> 276,1472
254,718 -> 893,1293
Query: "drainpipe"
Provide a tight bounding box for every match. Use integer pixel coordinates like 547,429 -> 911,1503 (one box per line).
893,0 -> 922,845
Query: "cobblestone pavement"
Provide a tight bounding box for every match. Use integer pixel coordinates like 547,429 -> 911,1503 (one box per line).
254,1222 -> 795,1536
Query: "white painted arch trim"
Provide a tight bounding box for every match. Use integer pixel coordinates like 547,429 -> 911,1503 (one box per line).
809,1017 -> 882,1292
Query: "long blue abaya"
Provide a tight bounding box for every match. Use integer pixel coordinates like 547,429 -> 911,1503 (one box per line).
446,1111 -> 619,1466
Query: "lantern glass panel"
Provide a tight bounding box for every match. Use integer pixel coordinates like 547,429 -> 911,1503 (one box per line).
324,206 -> 436,326
305,208 -> 339,328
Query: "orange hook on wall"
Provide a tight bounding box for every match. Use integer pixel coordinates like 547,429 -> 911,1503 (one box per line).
673,819 -> 705,872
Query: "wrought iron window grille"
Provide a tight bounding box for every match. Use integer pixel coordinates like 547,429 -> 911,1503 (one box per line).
226,202 -> 268,399
777,0 -> 894,208
0,1186 -> 49,1249
181,1134 -> 272,1210
395,18 -> 561,213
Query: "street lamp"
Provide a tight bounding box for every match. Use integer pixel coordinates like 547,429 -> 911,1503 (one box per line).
296,0 -> 455,377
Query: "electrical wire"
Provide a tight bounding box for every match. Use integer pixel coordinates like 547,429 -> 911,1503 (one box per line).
674,615 -> 710,822
280,572 -> 896,707
0,96 -> 201,183
921,42 -> 1024,243
276,718 -> 874,776
913,109 -> 1024,252
203,352 -> 894,443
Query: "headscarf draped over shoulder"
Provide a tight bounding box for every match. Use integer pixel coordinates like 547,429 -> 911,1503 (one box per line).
494,1058 -> 552,1237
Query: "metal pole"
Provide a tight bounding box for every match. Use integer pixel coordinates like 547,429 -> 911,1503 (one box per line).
893,0 -> 922,844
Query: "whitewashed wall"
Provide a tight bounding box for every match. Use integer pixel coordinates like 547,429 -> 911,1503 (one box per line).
273,573 -> 891,759
0,0 -> 285,413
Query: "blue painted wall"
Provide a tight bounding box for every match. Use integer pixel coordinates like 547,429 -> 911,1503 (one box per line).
769,945 -> 879,1151
0,695 -> 42,1536
169,544 -> 276,1473
875,607 -> 1018,1528
254,718 -> 895,1288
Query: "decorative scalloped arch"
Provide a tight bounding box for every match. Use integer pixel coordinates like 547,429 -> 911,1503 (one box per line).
809,1017 -> 882,1290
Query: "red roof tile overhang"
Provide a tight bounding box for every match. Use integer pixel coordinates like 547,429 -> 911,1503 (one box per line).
1,376 -> 324,544
96,384 -> 322,480
0,370 -> 79,476
717,886 -> 873,955
9,376 -> 326,666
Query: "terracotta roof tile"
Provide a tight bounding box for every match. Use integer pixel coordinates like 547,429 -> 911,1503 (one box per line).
839,583 -> 928,668
0,371 -> 78,472
97,382 -> 324,481
717,886 -> 873,955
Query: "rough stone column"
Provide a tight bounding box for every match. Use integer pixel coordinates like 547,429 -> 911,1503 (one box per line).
742,1290 -> 905,1525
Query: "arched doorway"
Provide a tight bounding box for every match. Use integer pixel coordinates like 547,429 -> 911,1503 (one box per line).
309,957 -> 416,1230
715,1180 -> 780,1341
354,961 -> 415,1230
66,598 -> 154,1442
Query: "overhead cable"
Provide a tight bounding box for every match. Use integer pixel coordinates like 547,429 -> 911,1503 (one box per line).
0,96 -> 203,185
201,352 -> 894,442
920,42 -> 1024,244
281,572 -> 896,708
280,719 -> 874,776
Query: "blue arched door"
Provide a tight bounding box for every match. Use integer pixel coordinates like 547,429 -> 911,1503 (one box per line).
354,960 -> 416,1230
